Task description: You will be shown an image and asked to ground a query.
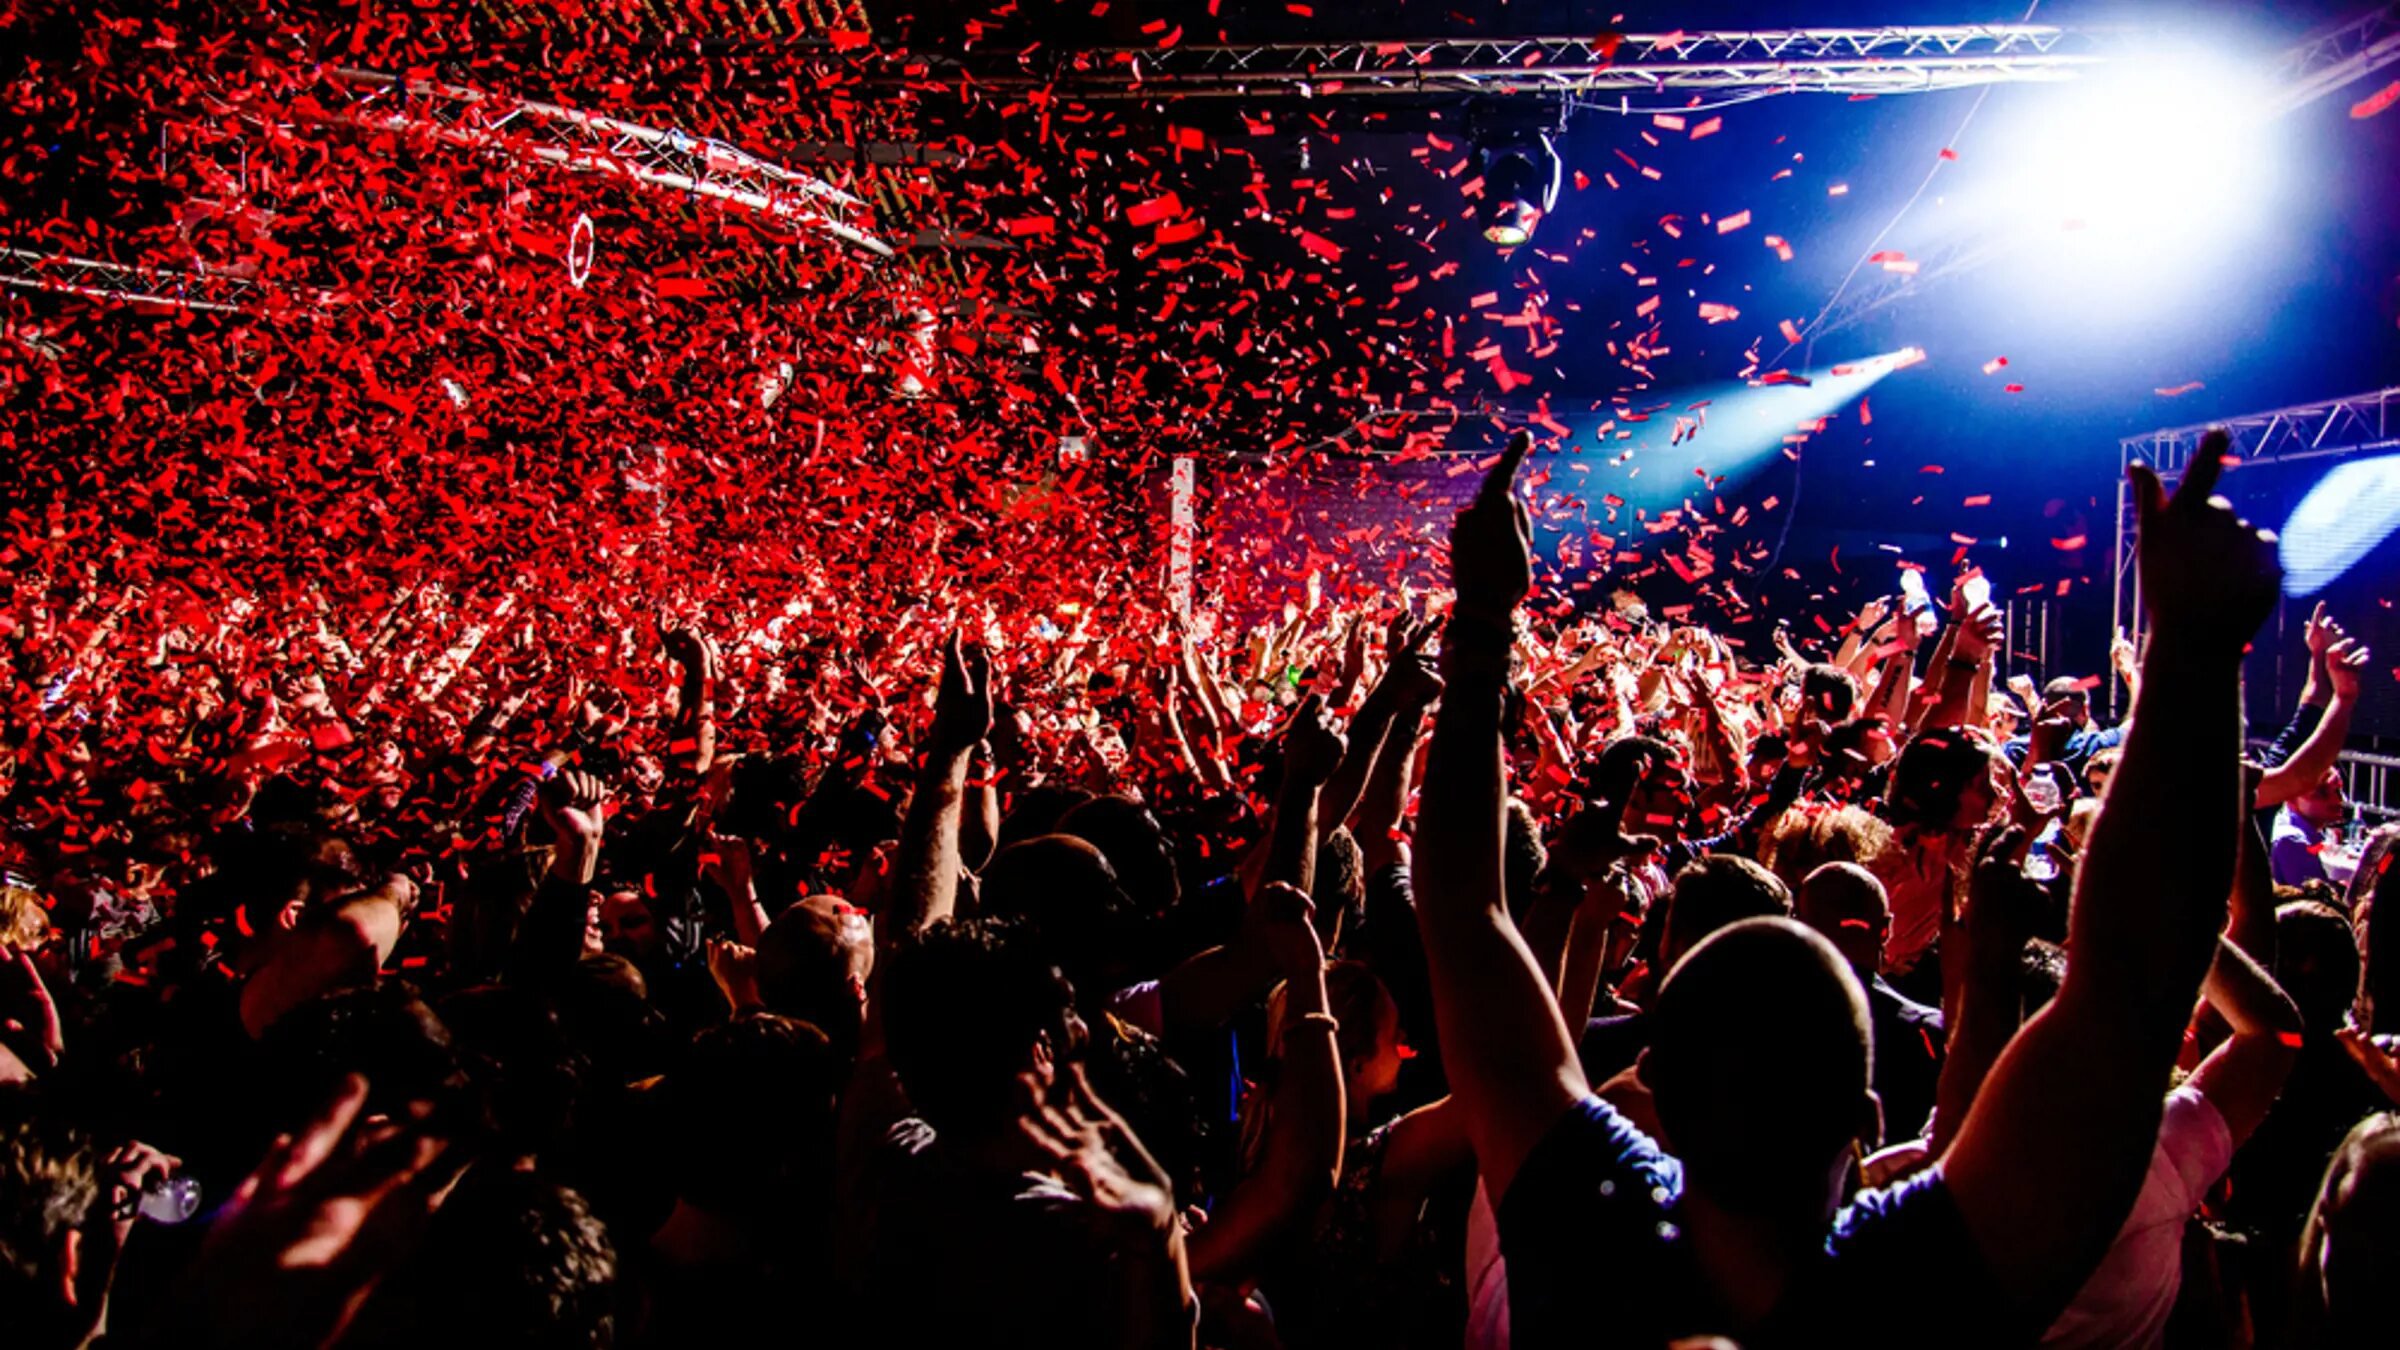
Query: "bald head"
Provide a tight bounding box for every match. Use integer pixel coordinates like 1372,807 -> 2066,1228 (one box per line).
757,895 -> 875,1048
1795,862 -> 1889,976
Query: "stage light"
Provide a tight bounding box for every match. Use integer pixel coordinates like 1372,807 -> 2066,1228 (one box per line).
1480,137 -> 1560,248
2279,454 -> 2400,596
1983,46 -> 2280,282
1554,349 -> 1916,516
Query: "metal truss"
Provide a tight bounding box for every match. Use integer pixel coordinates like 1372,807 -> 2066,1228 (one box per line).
2263,2 -> 2400,116
996,26 -> 2109,100
2110,386 -> 2400,665
318,69 -> 895,258
0,247 -> 267,315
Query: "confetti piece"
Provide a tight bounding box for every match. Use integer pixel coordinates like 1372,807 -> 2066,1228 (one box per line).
1716,210 -> 1751,234
2354,79 -> 2400,119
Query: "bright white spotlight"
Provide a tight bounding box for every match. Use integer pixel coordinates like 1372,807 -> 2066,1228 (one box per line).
2280,454 -> 2400,596
1989,47 -> 2280,277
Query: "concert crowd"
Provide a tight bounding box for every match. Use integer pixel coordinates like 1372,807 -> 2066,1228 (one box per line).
6,433 -> 2400,1350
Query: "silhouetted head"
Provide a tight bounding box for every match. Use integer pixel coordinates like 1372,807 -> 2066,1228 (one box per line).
2279,900 -> 2363,1038
1886,729 -> 2002,835
976,835 -> 1135,999
1057,795 -> 1181,918
1796,862 -> 1890,976
757,895 -> 875,1056
1643,918 -> 1876,1222
2295,1112 -> 2400,1349
1661,855 -> 1793,973
883,917 -> 1083,1139
1801,663 -> 1860,723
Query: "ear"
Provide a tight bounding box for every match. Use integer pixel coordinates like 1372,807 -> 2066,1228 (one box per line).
278,896 -> 310,932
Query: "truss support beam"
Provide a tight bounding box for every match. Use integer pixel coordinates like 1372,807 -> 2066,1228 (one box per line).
321,70 -> 896,258
0,248 -> 266,314
2110,387 -> 2400,687
2264,2 -> 2400,116
975,26 -> 2112,100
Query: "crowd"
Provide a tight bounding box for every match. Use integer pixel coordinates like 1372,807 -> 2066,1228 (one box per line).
5,430 -> 2400,1350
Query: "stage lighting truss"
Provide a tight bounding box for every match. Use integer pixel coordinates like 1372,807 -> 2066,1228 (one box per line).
2110,386 -> 2400,660
991,26 -> 2109,101
0,247 -> 269,316
2262,1 -> 2400,117
319,70 -> 896,259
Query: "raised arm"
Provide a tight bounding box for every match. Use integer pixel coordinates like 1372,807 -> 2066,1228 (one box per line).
1243,697 -> 1345,898
1320,616 -> 1438,833
2257,633 -> 2368,807
662,625 -> 720,779
1188,885 -> 1346,1285
1940,429 -> 2281,1318
2185,936 -> 2302,1146
887,634 -> 991,947
1355,652 -> 1441,874
1413,435 -> 1597,1203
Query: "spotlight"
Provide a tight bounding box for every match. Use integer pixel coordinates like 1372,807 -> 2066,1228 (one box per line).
1981,46 -> 2280,292
1481,138 -> 1560,248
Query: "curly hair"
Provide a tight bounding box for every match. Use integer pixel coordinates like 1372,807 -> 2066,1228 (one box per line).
1761,804 -> 1894,895
0,1092 -> 98,1300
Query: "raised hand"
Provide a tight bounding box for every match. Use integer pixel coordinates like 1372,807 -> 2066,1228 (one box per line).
1952,602 -> 2006,663
1382,617 -> 1445,708
2027,697 -> 2079,767
1017,1064 -> 1182,1243
705,937 -> 763,1012
169,1075 -> 460,1350
2127,428 -> 2282,656
2335,1026 -> 2400,1104
537,770 -> 609,885
1451,432 -> 1535,626
929,630 -> 994,758
1281,693 -> 1347,787
2305,602 -> 2345,661
1948,825 -> 2045,987
698,830 -> 755,899
662,624 -> 721,682
105,1140 -> 185,1243
1546,803 -> 1661,882
2328,635 -> 2370,701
